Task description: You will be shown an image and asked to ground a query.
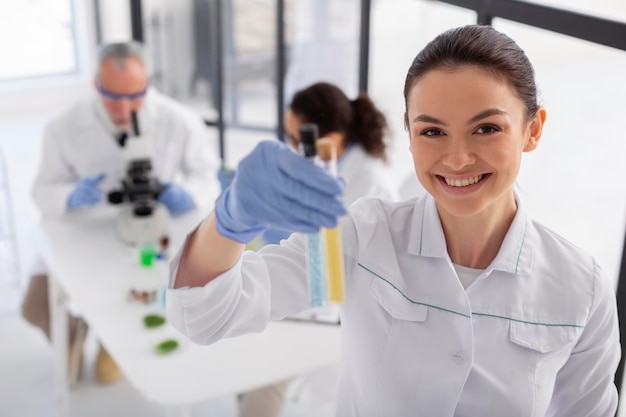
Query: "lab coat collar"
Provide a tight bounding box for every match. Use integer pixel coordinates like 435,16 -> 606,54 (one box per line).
407,193 -> 534,276
489,196 -> 534,276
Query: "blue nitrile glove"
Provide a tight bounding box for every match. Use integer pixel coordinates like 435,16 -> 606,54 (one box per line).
67,173 -> 105,209
217,166 -> 236,191
214,140 -> 346,244
158,183 -> 195,215
262,227 -> 292,245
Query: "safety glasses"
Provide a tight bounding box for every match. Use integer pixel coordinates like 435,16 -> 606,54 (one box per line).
96,79 -> 148,102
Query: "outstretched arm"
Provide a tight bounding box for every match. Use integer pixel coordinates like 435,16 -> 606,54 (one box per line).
174,212 -> 244,288
172,139 -> 346,289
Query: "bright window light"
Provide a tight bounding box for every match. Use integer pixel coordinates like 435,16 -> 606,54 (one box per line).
0,0 -> 78,81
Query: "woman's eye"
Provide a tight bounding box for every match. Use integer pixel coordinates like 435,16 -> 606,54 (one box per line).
475,125 -> 500,134
421,128 -> 443,137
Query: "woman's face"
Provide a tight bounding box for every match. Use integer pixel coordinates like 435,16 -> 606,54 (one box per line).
406,66 -> 545,221
284,108 -> 303,152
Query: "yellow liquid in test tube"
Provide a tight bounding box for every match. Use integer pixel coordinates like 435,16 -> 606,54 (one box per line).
323,226 -> 344,303
315,137 -> 345,304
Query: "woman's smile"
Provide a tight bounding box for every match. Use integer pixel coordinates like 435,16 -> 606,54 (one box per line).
442,174 -> 485,187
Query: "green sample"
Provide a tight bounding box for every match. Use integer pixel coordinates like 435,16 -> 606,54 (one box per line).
139,243 -> 157,267
143,314 -> 166,328
155,339 -> 179,355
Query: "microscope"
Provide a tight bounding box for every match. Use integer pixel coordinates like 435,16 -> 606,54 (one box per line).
107,111 -> 170,244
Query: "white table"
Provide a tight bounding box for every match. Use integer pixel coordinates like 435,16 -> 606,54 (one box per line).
39,207 -> 341,417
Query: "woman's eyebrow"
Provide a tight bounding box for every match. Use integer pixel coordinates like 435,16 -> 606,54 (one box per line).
467,108 -> 507,124
412,108 -> 508,126
412,114 -> 447,125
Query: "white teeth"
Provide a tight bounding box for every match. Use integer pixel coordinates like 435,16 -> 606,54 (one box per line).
444,174 -> 484,187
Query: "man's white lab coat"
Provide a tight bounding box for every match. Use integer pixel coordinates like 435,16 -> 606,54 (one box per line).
339,144 -> 399,205
32,88 -> 220,218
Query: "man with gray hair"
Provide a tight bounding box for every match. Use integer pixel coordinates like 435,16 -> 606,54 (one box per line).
21,41 -> 221,383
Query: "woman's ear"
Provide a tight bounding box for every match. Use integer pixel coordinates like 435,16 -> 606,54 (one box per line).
523,106 -> 546,153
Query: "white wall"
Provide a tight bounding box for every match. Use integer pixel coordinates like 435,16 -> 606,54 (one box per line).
98,0 -> 132,42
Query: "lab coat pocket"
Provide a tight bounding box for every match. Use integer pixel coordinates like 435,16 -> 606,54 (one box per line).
509,321 -> 580,353
368,274 -> 461,415
507,320 -> 582,413
370,276 -> 428,322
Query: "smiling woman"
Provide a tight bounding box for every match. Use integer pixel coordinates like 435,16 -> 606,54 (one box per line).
406,66 -> 545,267
402,25 -> 547,268
167,24 -> 620,417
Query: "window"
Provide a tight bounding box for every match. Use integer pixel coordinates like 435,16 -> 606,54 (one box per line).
0,0 -> 78,81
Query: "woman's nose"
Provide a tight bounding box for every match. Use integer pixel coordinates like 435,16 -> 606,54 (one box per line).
442,137 -> 476,170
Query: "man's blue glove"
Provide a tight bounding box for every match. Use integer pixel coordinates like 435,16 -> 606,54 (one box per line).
158,183 -> 195,215
217,167 -> 236,191
67,173 -> 105,209
214,140 -> 346,244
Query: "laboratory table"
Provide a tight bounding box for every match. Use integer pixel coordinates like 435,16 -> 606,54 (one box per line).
39,206 -> 341,417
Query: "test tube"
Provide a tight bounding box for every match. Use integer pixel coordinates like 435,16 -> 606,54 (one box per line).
315,138 -> 345,304
299,124 -> 327,307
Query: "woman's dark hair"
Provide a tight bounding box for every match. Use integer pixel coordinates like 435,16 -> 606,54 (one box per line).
289,82 -> 389,161
403,25 -> 539,127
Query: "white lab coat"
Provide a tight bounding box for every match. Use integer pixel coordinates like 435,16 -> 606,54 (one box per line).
339,144 -> 399,205
168,194 -> 619,416
32,88 -> 221,219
